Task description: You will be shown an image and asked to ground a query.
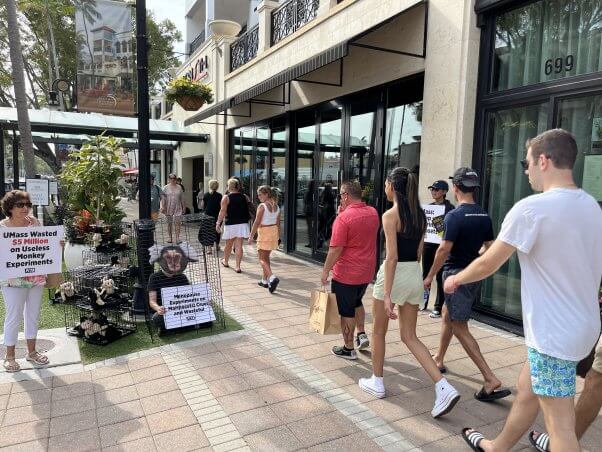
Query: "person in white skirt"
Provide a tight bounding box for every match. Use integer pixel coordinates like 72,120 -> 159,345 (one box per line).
215,178 -> 251,273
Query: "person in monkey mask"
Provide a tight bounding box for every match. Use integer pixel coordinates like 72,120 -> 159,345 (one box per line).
147,242 -> 198,334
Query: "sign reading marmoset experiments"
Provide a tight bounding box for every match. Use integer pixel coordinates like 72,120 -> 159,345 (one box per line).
161,283 -> 216,329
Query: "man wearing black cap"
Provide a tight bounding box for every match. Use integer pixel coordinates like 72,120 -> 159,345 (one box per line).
423,167 -> 509,402
422,180 -> 454,317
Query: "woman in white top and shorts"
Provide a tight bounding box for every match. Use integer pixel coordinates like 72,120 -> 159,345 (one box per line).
249,185 -> 281,293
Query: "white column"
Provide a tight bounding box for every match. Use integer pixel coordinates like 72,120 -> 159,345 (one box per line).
318,0 -> 337,16
420,0 -> 481,202
257,0 -> 280,53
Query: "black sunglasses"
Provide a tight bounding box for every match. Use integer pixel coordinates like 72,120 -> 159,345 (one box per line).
520,159 -> 529,170
15,202 -> 33,208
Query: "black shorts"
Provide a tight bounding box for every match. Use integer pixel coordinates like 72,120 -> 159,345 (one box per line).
332,280 -> 368,318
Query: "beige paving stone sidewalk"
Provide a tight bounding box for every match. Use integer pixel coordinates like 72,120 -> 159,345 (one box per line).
0,247 -> 600,451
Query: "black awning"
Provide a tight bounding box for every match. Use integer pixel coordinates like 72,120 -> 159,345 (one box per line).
184,42 -> 348,126
474,0 -> 517,13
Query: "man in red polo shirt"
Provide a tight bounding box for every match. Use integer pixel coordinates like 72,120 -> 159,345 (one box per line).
321,180 -> 380,360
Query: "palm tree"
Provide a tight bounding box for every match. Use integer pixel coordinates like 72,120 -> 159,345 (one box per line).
73,0 -> 101,91
5,0 -> 36,177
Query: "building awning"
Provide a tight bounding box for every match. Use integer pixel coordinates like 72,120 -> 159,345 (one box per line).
185,1 -> 427,126
185,43 -> 347,126
0,107 -> 209,143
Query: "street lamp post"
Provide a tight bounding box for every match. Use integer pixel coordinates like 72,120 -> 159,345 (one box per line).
136,0 -> 151,220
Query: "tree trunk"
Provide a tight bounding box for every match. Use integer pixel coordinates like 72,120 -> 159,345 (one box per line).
5,0 -> 36,178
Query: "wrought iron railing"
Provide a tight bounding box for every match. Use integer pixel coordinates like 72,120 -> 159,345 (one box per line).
189,30 -> 206,55
271,0 -> 319,46
230,24 -> 259,72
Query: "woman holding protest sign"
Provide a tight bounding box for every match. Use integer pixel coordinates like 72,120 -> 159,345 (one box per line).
1,190 -> 52,372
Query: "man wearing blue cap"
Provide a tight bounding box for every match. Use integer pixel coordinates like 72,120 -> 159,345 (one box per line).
422,180 -> 454,317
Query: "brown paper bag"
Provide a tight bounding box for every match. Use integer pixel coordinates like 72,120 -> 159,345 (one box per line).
309,288 -> 341,335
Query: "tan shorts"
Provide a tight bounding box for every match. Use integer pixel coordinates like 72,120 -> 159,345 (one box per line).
591,336 -> 602,374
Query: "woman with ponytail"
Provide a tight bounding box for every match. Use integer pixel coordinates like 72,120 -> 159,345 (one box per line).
358,167 -> 461,419
249,186 -> 281,293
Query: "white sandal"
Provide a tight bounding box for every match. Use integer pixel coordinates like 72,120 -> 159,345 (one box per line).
3,358 -> 21,373
25,351 -> 49,366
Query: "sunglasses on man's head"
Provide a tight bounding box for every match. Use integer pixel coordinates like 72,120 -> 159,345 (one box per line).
15,202 -> 33,208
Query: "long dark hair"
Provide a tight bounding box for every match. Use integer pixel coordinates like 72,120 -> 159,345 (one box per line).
387,167 -> 426,238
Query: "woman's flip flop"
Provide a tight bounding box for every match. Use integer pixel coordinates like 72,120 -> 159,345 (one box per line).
3,359 -> 20,373
26,351 -> 49,367
461,428 -> 485,452
221,260 -> 230,268
528,431 -> 550,452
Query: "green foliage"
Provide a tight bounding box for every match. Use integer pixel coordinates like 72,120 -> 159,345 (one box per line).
59,134 -> 126,226
165,76 -> 214,104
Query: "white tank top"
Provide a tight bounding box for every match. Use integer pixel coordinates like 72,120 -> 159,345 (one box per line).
260,203 -> 279,226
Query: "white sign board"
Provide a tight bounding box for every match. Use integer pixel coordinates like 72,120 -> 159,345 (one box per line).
422,204 -> 446,244
26,179 -> 49,206
0,226 -> 64,278
161,283 -> 216,330
49,181 -> 59,196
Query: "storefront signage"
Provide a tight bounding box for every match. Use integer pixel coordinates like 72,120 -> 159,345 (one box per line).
184,55 -> 210,82
422,204 -> 446,244
544,55 -> 574,76
0,226 -> 64,278
161,283 -> 216,329
26,179 -> 49,206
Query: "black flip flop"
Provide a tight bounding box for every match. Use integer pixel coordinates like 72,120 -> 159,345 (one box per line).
221,260 -> 229,268
474,387 -> 511,402
528,431 -> 549,452
439,366 -> 447,374
461,428 -> 484,452
235,269 -> 242,274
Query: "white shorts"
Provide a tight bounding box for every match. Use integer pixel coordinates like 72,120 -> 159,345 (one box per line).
372,261 -> 423,306
222,223 -> 250,240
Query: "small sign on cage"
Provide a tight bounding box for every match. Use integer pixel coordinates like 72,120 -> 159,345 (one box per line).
0,226 -> 64,278
161,283 -> 216,329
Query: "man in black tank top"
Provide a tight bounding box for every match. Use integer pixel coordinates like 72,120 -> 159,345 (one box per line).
424,168 -> 510,403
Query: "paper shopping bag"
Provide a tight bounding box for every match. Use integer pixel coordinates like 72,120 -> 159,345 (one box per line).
309,288 -> 341,335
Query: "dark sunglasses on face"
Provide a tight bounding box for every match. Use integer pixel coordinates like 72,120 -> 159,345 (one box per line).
15,202 -> 33,208
429,188 -> 441,192
520,159 -> 529,170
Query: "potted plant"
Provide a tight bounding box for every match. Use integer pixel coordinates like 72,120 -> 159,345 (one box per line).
165,77 -> 214,111
59,134 -> 127,267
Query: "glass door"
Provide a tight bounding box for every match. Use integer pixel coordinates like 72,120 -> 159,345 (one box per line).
255,126 -> 270,202
315,107 -> 342,259
294,111 -> 316,256
271,125 -> 287,248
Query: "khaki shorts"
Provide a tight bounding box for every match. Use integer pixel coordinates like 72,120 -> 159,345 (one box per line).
591,336 -> 602,374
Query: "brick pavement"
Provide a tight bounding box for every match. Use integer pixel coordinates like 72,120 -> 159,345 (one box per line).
0,246 -> 600,451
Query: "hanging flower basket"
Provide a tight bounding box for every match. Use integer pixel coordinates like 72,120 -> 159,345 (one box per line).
165,77 -> 214,112
175,95 -> 206,111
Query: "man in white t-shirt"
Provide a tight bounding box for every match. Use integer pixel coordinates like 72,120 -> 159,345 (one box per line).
446,129 -> 602,452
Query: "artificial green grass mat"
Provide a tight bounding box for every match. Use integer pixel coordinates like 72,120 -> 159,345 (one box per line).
78,313 -> 243,364
1,291 -> 243,364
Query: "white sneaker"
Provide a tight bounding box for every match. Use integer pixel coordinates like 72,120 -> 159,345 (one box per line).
359,376 -> 385,399
431,380 -> 460,418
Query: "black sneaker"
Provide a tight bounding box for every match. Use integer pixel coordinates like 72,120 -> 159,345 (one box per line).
268,277 -> 280,293
258,281 -> 268,288
331,345 -> 357,360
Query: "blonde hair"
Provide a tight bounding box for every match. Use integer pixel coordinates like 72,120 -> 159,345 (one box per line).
208,180 -> 219,193
257,185 -> 279,203
227,178 -> 241,191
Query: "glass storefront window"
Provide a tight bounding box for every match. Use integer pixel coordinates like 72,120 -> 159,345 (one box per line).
479,103 -> 549,319
255,127 -> 269,200
349,102 -> 378,207
493,0 -> 602,91
384,101 -> 422,177
295,114 -> 316,255
240,129 -> 253,194
558,94 -> 602,204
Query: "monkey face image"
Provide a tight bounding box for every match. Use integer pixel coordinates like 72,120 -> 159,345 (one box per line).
149,242 -> 198,276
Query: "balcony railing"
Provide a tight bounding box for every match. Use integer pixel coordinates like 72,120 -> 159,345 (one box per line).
189,30 -> 206,55
271,0 -> 319,46
230,24 -> 259,72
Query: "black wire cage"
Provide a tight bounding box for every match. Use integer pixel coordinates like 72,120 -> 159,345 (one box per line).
57,221 -> 139,345
135,213 -> 226,340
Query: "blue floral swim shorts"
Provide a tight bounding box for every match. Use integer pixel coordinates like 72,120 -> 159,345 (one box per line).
527,348 -> 577,397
